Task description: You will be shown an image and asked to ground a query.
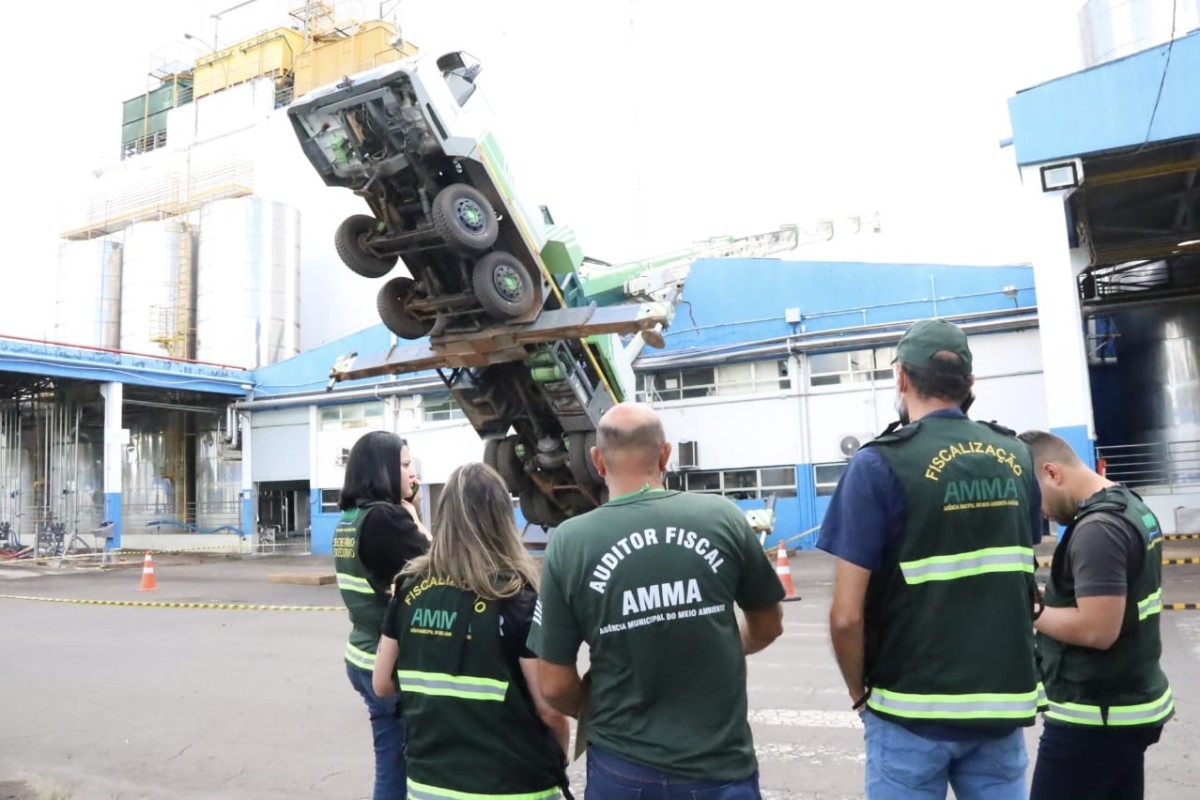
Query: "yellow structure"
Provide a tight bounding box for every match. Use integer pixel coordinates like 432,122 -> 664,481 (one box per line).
292,20 -> 418,96
191,20 -> 417,103
192,28 -> 306,100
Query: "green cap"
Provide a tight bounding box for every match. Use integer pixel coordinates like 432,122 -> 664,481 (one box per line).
895,319 -> 972,375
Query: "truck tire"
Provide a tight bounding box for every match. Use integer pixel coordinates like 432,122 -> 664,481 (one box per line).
497,436 -> 531,494
568,432 -> 603,489
520,489 -> 563,529
376,277 -> 434,339
472,252 -> 536,320
336,215 -> 398,278
432,185 -> 499,252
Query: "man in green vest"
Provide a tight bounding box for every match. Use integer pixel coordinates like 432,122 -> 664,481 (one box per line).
819,319 -> 1044,799
1017,430 -> 1173,800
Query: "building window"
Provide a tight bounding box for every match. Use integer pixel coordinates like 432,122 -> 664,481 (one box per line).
638,360 -> 790,402
668,465 -> 797,500
814,462 -> 849,496
423,394 -> 465,422
319,403 -> 384,430
320,489 -> 341,512
808,347 -> 895,387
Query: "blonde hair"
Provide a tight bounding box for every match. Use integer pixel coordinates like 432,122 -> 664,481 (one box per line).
400,462 -> 539,600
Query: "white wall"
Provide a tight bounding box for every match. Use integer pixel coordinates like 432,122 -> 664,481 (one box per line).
649,328 -> 1048,471
656,393 -> 801,472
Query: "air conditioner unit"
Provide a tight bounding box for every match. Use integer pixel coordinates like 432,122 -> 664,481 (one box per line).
678,441 -> 699,470
838,432 -> 874,459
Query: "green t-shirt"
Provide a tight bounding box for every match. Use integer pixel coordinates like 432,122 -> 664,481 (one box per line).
527,488 -> 784,781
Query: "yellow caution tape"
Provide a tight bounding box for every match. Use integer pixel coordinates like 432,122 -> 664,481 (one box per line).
1164,534 -> 1200,540
0,594 -> 342,611
1164,603 -> 1200,611
764,526 -> 821,554
1038,557 -> 1199,569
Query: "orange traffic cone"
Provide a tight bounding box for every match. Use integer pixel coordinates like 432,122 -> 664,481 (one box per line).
138,552 -> 158,592
776,542 -> 800,602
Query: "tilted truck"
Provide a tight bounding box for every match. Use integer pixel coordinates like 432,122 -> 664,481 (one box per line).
288,50 -> 799,527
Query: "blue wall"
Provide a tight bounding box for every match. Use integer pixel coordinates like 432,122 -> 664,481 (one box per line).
1009,29 -> 1200,165
660,260 -> 1035,356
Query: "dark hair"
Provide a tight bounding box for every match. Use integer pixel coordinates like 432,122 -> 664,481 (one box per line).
901,352 -> 972,404
339,431 -> 407,510
1017,429 -> 1081,470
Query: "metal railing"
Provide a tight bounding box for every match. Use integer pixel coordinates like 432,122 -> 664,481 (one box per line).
1097,440 -> 1200,493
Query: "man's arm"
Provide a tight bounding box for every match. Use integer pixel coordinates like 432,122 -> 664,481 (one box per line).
741,604 -> 784,654
1036,514 -> 1134,650
829,559 -> 871,702
536,660 -> 585,718
1035,596 -> 1125,650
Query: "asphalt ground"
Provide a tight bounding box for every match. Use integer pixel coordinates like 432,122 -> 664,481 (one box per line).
1,546 -> 1197,799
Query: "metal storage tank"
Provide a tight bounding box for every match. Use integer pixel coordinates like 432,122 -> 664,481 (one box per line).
121,410 -> 188,535
54,238 -> 122,349
0,404 -> 32,542
120,219 -> 193,357
1079,0 -> 1200,68
195,196 -> 300,368
1109,304 -> 1200,485
195,426 -> 242,533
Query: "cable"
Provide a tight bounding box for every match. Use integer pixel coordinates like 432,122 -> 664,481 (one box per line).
1137,0 -> 1178,152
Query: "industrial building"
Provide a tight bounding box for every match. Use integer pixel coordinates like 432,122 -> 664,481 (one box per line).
2,0 -> 1198,561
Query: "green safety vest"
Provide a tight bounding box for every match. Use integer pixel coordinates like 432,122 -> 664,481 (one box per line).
863,415 -> 1044,726
395,579 -> 566,800
333,503 -> 391,671
1038,485 -> 1174,728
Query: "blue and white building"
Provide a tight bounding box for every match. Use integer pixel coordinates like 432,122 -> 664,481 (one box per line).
2,0 -> 1198,560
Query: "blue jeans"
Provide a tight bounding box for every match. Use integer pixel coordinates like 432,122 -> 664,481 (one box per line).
862,712 -> 1028,799
586,744 -> 761,799
346,662 -> 406,800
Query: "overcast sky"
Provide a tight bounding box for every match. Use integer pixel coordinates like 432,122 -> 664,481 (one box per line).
1,0 -> 1086,338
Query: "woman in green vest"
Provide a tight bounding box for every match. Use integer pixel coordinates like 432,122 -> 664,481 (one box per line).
334,431 -> 430,800
372,462 -> 571,799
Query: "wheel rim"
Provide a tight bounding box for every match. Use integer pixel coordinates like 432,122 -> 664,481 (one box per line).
492,264 -> 524,302
454,198 -> 486,233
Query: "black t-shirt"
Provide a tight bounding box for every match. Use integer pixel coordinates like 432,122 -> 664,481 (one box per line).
1061,508 -> 1145,598
383,584 -> 539,664
358,503 -> 428,589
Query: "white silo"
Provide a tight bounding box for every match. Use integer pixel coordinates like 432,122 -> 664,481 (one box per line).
120,219 -> 193,357
54,237 -> 122,349
196,196 -> 301,368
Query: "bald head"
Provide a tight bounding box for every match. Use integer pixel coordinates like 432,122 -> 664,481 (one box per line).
596,403 -> 667,476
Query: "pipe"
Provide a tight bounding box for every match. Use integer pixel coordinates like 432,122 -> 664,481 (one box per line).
636,313 -> 1039,370
235,377 -> 445,411
642,307 -> 1040,367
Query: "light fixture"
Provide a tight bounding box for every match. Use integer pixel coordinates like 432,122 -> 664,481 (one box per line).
1040,162 -> 1080,192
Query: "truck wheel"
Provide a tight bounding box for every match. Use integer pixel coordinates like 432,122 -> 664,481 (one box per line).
376,277 -> 434,339
568,432 -> 603,489
498,436 -> 531,492
472,252 -> 536,320
520,489 -> 564,528
336,215 -> 398,278
432,185 -> 499,252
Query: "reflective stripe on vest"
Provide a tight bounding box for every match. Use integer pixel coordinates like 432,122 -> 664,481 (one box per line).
397,670 -> 509,702
867,685 -> 1043,721
1137,588 -> 1163,621
336,573 -> 375,595
407,778 -> 559,800
899,545 -> 1035,585
345,641 -> 375,670
1045,687 -> 1174,727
